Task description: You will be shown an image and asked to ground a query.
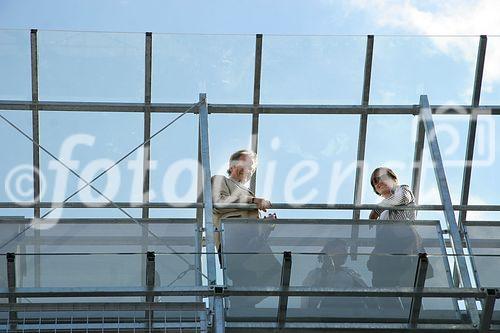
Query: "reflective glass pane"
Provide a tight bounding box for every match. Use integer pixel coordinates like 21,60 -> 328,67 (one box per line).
465,224 -> 500,288
256,115 -> 359,207
0,111 -> 33,203
469,116 -> 500,219
223,253 -> 282,318
371,36 -> 477,105
361,115 -> 415,212
0,30 -> 31,100
481,37 -> 500,105
209,114 -> 252,177
150,113 -> 198,205
261,36 -> 365,104
39,111 -> 143,207
221,220 -> 444,255
38,31 -> 144,102
18,254 -> 142,288
418,114 -> 469,205
152,34 -> 254,103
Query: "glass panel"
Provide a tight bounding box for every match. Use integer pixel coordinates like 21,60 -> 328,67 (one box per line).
221,220 -> 444,255
223,253 -> 282,318
39,111 -> 143,209
18,253 -> 142,288
0,111 -> 33,203
13,211 -> 196,254
418,114 -> 469,205
0,254 -> 6,288
371,36 -> 478,105
149,208 -> 196,218
261,36 -> 365,104
361,115 -> 415,214
494,300 -> 500,323
0,30 -> 31,100
152,34 -> 254,103
290,253 -> 416,319
481,36 -> 500,105
209,114 -> 252,177
155,253 -> 199,287
38,31 -> 144,102
289,252 -> 456,320
150,113 -> 198,205
469,115 -> 500,220
465,224 -> 500,287
256,115 -> 359,206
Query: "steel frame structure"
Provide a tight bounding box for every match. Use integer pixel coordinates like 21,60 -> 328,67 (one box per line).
1,31 -> 500,332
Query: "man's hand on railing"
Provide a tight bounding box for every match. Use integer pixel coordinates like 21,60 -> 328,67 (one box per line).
252,197 -> 272,212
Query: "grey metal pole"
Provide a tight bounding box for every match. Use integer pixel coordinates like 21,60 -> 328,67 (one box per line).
351,34 -> 374,259
479,288 -> 497,333
30,29 -> 41,289
198,93 -> 223,332
419,95 -> 480,326
250,34 -> 263,193
458,35 -> 487,230
7,253 -> 17,330
141,30 -> 153,291
145,251 -> 155,329
277,251 -> 292,328
409,253 -> 429,327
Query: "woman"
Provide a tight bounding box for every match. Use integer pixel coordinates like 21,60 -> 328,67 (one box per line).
368,167 -> 416,221
367,167 -> 426,314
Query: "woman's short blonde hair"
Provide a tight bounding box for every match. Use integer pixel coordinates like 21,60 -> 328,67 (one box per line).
226,149 -> 257,175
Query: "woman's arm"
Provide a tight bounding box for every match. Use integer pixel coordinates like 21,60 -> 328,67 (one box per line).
372,185 -> 414,216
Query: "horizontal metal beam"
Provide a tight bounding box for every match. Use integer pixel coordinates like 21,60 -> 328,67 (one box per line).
0,218 -> 197,224
225,322 -> 477,332
2,100 -> 500,115
2,322 -> 205,331
0,217 -> 458,226
222,218 -> 440,226
0,202 -> 200,208
0,301 -> 206,311
0,286 -> 489,298
3,202 -> 500,212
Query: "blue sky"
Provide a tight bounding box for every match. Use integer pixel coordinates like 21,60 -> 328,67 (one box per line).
1,0 -> 500,225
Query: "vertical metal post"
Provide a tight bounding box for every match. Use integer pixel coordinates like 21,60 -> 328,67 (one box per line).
141,31 -> 153,287
479,288 -> 497,333
213,286 -> 225,333
419,95 -> 480,326
145,251 -> 155,328
351,35 -> 373,259
277,251 -> 292,329
142,32 -> 153,219
459,35 -> 487,230
198,94 -> 222,331
195,132 -> 204,290
409,253 -> 428,327
30,29 -> 41,288
7,253 -> 17,329
198,93 -> 217,285
411,115 -> 425,203
250,34 -> 263,192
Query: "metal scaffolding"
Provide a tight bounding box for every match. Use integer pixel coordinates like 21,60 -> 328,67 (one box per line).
1,31 -> 500,332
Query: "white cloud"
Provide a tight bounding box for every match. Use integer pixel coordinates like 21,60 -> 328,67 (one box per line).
347,0 -> 500,90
